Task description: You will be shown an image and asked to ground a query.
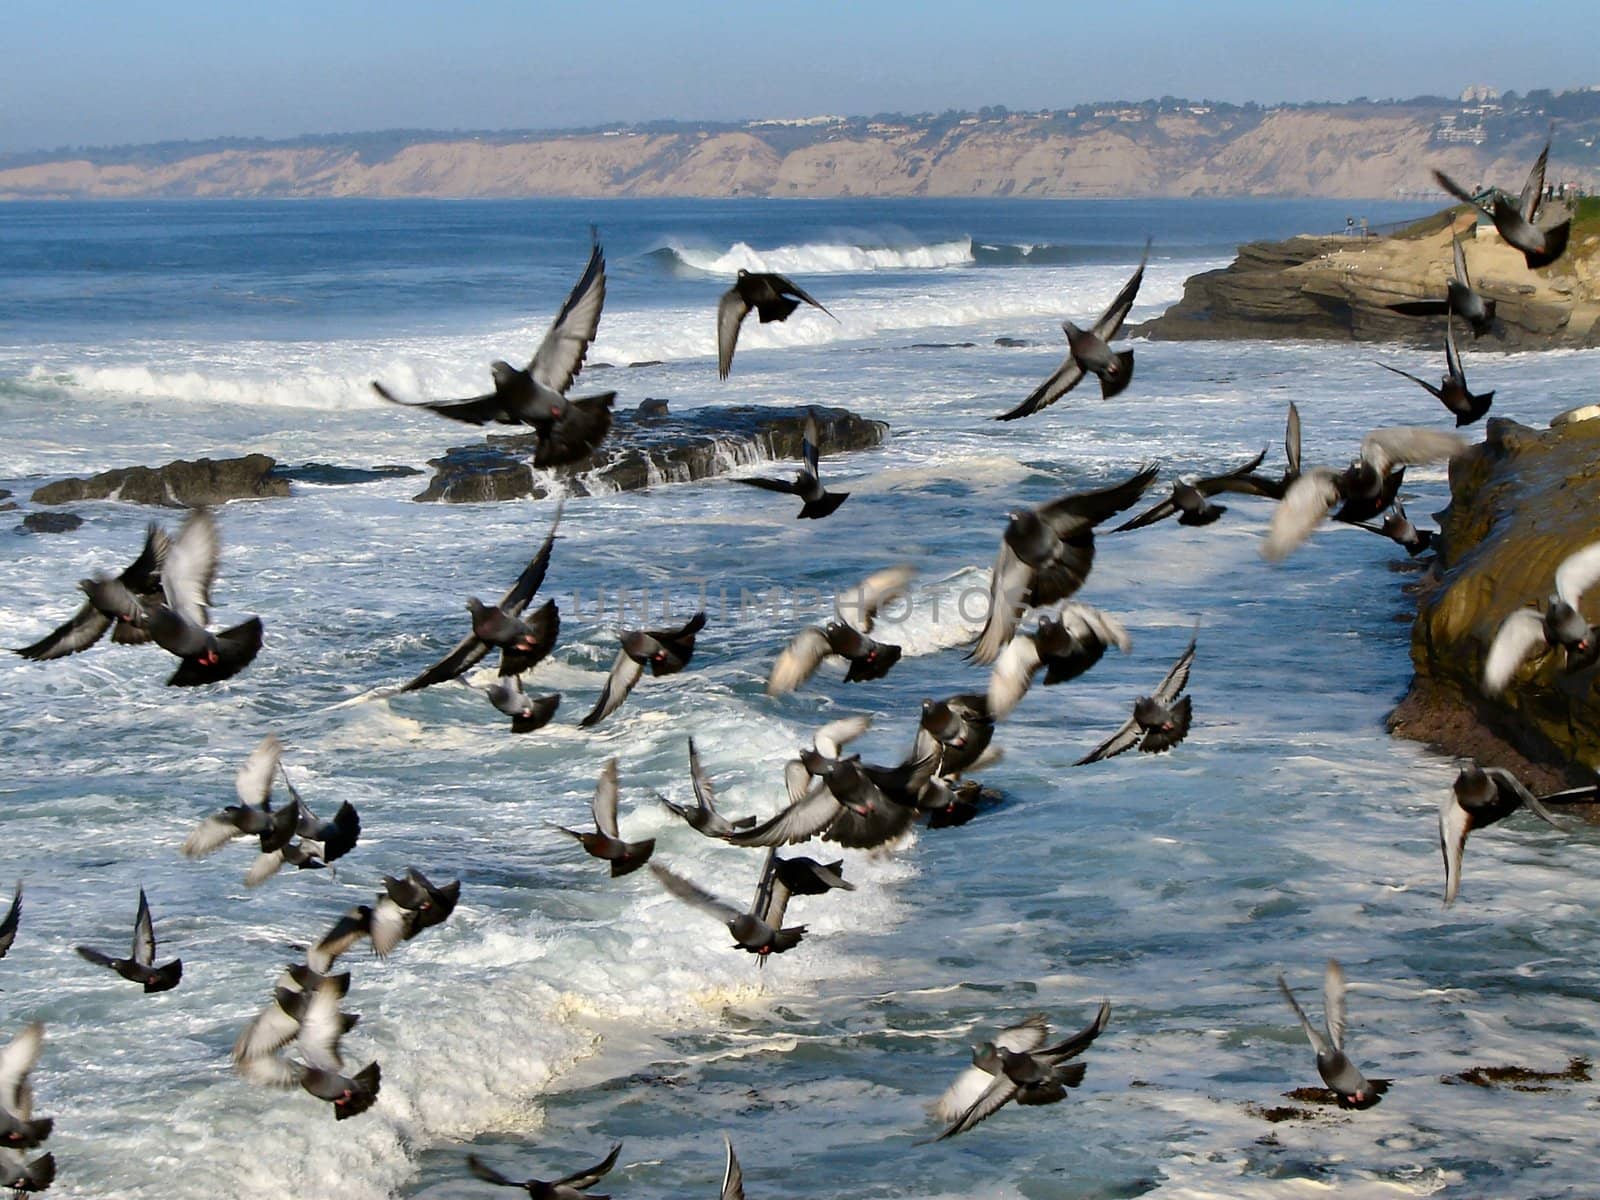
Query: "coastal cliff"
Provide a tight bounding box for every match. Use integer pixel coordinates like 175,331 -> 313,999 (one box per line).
1390,416 -> 1600,789
1139,205 -> 1600,349
3,105 -> 1596,201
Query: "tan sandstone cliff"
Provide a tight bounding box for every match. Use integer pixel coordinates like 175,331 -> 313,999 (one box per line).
3,108 -> 1593,201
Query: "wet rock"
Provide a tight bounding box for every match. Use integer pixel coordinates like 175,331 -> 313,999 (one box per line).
1139,209 -> 1600,350
414,405 -> 887,504
19,511 -> 84,534
1389,415 -> 1600,787
994,336 -> 1030,347
270,462 -> 423,486
32,453 -> 289,508
635,399 -> 670,419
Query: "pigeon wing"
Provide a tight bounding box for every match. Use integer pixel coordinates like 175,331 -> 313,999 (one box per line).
1090,239 -> 1150,340
579,649 -> 644,727
1554,542 -> 1600,609
1519,141 -> 1550,223
1276,974 -> 1330,1056
968,541 -> 1033,666
1262,468 -> 1342,561
0,1023 -> 43,1117
717,289 -> 751,380
131,889 -> 156,965
725,788 -> 844,848
235,735 -> 283,807
774,275 -> 835,319
1433,168 -> 1492,215
500,501 -> 564,616
1439,787 -> 1472,907
1375,361 -> 1444,402
1153,637 -> 1197,704
162,508 -> 220,626
835,564 -> 914,634
1323,960 -> 1348,1051
997,349 -> 1087,420
591,758 -> 623,839
556,1143 -> 623,1191
987,631 -> 1042,720
371,380 -> 511,426
935,1071 -> 1020,1140
14,601 -> 112,661
815,715 -> 873,759
1483,608 -> 1549,695
1284,402 -> 1302,478
931,1015 -> 1049,1122
767,626 -> 831,696
650,864 -> 742,925
1360,427 -> 1467,476
0,885 -> 19,958
1075,715 -> 1142,765
1037,463 -> 1161,535
529,241 -> 606,395
721,1137 -> 745,1200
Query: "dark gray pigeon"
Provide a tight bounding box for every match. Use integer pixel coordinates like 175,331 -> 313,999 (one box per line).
733,410 -> 848,519
1483,541 -> 1600,695
997,241 -> 1148,419
181,735 -> 298,873
0,1023 -> 51,1153
14,522 -> 169,661
373,238 -> 617,465
0,1149 -> 54,1194
1354,502 -> 1435,558
1278,959 -> 1388,1110
143,508 -> 263,686
913,693 -> 994,776
75,889 -> 182,993
1112,448 -> 1272,531
402,503 -> 562,693
1263,427 -> 1466,560
474,675 -> 561,734
1076,634 -> 1196,764
969,464 -> 1158,665
580,611 -> 706,728
987,601 -> 1130,719
929,1001 -> 1112,1140
718,270 -> 836,379
306,868 -> 461,973
554,759 -> 656,877
1387,235 -> 1497,337
233,971 -> 380,1120
661,739 -> 757,838
767,566 -> 913,695
651,852 -> 811,962
466,1142 -> 622,1200
1376,317 -> 1493,426
1435,142 -> 1571,270
1440,763 -> 1566,907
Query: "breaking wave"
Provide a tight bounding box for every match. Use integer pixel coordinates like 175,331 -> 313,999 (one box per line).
648,237 -> 977,275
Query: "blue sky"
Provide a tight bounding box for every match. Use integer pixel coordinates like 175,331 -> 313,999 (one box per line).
4,0 -> 1598,153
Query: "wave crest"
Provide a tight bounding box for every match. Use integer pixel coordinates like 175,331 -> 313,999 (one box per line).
651,237 -> 976,276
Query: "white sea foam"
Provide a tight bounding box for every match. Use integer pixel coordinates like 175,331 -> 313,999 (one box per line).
661,236 -> 976,275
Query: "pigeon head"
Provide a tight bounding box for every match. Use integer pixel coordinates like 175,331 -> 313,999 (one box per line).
1133,696 -> 1167,727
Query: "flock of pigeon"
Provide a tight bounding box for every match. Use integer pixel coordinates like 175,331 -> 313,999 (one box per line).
1,137 -> 1590,1195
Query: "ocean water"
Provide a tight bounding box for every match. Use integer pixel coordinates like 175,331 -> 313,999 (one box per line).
3,197 -> 1600,1200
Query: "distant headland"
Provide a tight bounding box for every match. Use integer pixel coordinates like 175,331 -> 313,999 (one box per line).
3,87 -> 1599,201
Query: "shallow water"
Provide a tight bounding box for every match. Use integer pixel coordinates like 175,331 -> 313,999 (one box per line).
3,198 -> 1599,1200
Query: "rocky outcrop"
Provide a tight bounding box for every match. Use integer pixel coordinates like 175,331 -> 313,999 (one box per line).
1140,210 -> 1600,349
1389,416 -> 1600,789
31,454 -> 290,508
414,405 -> 886,504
